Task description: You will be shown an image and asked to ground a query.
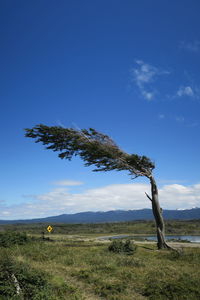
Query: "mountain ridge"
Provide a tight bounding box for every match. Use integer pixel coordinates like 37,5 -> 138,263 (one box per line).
0,208 -> 199,224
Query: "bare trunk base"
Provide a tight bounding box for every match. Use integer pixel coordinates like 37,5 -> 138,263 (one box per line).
157,228 -> 175,250
146,176 -> 178,251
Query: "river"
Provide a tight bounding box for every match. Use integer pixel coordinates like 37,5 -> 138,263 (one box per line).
99,235 -> 200,243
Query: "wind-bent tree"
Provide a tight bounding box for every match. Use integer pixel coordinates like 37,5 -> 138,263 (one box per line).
25,124 -> 171,249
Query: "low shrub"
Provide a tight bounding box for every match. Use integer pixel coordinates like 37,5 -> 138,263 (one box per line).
0,251 -> 51,299
0,231 -> 30,247
166,249 -> 200,264
117,256 -> 145,267
0,252 -> 16,298
108,239 -> 137,255
95,280 -> 126,298
143,271 -> 200,300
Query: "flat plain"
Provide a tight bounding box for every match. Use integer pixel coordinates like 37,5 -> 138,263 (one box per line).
0,220 -> 200,299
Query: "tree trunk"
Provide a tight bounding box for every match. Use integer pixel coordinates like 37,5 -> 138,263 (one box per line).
148,175 -> 171,249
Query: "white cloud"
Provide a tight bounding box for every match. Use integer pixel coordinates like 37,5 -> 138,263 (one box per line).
180,40 -> 200,53
1,211 -> 10,216
177,86 -> 194,97
131,60 -> 170,100
133,60 -> 158,86
142,91 -> 154,100
159,183 -> 200,209
0,182 -> 200,220
53,180 -> 83,186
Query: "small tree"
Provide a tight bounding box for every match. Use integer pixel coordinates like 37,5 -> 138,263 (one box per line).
25,124 -> 171,249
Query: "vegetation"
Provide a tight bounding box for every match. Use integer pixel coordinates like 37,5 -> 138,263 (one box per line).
0,251 -> 51,299
25,124 -> 168,249
0,233 -> 200,299
0,232 -> 30,247
108,239 -> 137,254
1,219 -> 200,236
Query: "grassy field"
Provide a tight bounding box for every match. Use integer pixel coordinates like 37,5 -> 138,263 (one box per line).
1,219 -> 200,236
0,221 -> 200,299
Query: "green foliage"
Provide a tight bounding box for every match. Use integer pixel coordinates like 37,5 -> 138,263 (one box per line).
143,271 -> 200,300
51,278 -> 79,300
108,239 -> 137,255
0,231 -> 30,247
116,256 -> 145,267
94,280 -> 126,298
0,251 -> 51,299
166,248 -> 200,263
25,124 -> 155,177
0,251 -> 16,298
0,238 -> 200,299
2,219 -> 200,236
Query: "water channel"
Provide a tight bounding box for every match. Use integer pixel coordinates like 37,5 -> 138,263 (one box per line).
99,235 -> 200,243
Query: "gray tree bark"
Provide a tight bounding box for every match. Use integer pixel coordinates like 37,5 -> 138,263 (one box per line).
147,175 -> 171,249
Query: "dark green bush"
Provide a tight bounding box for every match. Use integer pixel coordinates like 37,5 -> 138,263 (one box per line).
0,252 -> 16,298
0,251 -> 52,299
108,239 -> 137,255
0,231 -> 30,247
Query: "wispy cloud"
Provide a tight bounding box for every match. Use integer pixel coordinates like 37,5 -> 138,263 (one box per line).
1,182 -> 200,219
133,60 -> 158,86
180,40 -> 200,53
160,114 -> 198,128
53,180 -> 84,186
131,58 -> 200,102
174,84 -> 200,100
177,86 -> 194,97
142,91 -> 154,100
131,60 -> 170,100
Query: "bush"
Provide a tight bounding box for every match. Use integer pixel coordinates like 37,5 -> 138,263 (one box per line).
108,240 -> 137,255
0,231 -> 30,247
0,251 -> 52,299
0,252 -> 16,298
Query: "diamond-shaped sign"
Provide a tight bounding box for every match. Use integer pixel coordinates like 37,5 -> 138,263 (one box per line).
47,225 -> 53,233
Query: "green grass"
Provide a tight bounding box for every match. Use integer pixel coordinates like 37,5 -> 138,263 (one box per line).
0,236 -> 200,299
1,219 -> 200,236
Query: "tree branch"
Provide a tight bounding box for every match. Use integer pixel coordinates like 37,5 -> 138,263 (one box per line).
145,192 -> 152,202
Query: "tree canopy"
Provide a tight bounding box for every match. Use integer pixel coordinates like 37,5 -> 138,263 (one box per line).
25,124 -> 175,250
25,124 -> 155,178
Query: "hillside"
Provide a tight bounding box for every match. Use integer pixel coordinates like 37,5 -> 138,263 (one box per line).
0,207 -> 199,224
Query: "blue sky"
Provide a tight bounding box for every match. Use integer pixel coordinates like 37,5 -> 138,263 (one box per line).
1,0 -> 200,219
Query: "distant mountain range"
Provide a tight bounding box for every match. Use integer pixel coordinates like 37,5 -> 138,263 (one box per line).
0,208 -> 199,224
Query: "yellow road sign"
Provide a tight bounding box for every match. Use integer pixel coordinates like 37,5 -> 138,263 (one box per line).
47,225 -> 53,233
